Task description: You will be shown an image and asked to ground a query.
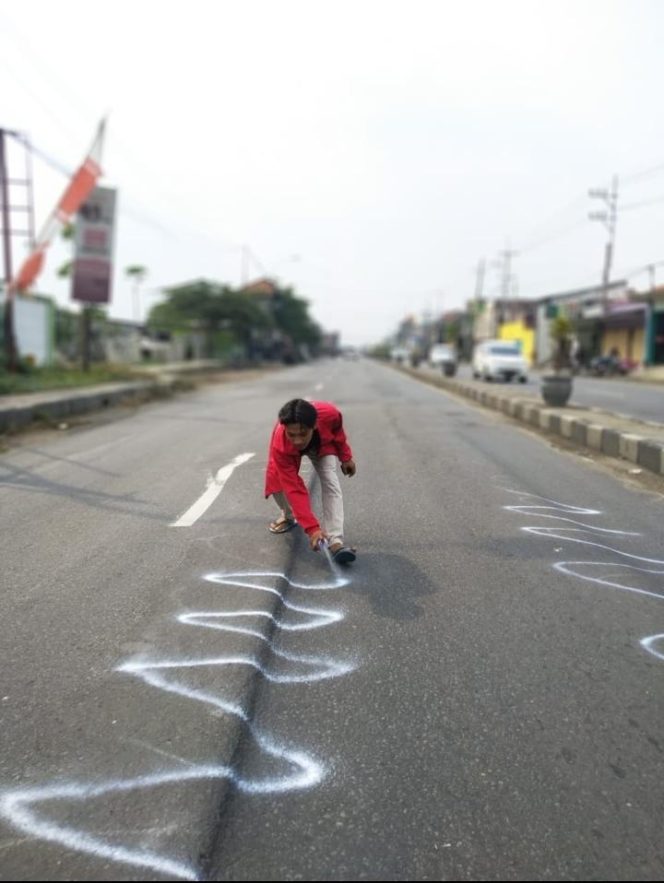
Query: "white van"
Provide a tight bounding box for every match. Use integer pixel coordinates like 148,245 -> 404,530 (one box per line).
472,339 -> 528,383
428,343 -> 458,376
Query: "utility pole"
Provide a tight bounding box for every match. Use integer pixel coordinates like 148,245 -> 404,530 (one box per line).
647,263 -> 656,291
241,245 -> 250,287
0,129 -> 17,371
0,129 -> 36,372
470,258 -> 487,351
489,244 -> 518,338
473,258 -> 486,302
589,174 -> 619,314
498,243 -> 518,300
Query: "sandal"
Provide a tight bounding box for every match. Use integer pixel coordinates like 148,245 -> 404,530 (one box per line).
331,545 -> 357,565
269,515 -> 296,534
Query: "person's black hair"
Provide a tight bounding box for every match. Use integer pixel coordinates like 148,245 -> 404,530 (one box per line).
278,398 -> 317,427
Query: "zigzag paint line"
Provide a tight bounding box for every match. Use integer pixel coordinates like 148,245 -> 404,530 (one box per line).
0,569 -> 353,881
503,490 -> 664,664
176,615 -> 355,681
502,490 -> 642,536
205,569 -> 349,592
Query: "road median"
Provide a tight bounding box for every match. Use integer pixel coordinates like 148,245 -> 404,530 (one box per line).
396,364 -> 664,478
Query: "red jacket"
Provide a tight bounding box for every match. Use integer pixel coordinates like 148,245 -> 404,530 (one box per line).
264,401 -> 353,535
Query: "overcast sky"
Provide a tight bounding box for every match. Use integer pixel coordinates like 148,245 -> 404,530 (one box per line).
3,0 -> 664,346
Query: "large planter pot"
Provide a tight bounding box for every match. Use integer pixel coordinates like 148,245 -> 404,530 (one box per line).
541,374 -> 573,407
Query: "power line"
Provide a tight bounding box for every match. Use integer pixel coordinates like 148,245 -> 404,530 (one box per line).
517,193 -> 588,252
621,160 -> 664,185
620,194 -> 664,211
519,218 -> 588,254
10,131 -> 72,177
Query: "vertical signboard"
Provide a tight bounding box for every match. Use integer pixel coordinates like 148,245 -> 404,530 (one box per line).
71,186 -> 116,304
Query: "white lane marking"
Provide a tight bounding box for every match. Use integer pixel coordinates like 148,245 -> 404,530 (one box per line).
170,453 -> 255,527
314,383 -> 324,392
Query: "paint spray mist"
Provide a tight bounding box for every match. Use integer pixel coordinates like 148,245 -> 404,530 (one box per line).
318,538 -> 340,576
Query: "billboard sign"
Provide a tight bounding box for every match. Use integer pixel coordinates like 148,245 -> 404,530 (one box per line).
71,186 -> 116,304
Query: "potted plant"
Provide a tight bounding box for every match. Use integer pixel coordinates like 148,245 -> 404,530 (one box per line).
541,314 -> 574,406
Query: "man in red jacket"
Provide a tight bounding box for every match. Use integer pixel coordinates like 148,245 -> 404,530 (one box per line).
265,398 -> 357,564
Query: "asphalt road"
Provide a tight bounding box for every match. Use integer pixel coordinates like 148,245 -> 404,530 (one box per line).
454,363 -> 664,424
1,359 -> 663,881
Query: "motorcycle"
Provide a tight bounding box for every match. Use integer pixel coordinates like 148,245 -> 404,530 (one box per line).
589,354 -> 636,377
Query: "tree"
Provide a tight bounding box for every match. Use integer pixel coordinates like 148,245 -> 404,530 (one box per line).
147,281 -> 272,359
541,312 -> 574,407
550,314 -> 573,373
273,287 -> 322,352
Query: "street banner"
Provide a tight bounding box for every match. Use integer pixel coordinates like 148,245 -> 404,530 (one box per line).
9,119 -> 105,295
71,186 -> 116,304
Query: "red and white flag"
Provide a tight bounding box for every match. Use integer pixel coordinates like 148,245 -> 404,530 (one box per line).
9,119 -> 105,294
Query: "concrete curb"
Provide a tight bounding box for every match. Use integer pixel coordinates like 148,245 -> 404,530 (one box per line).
0,361 -> 234,434
0,361 -> 282,435
398,366 -> 664,478
0,377 -> 183,433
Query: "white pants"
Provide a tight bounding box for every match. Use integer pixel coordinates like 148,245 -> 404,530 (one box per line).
273,454 -> 344,546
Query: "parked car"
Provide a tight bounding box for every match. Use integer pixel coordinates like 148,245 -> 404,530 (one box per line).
472,340 -> 528,382
428,343 -> 458,376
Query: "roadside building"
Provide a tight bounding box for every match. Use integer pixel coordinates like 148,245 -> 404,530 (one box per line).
0,291 -> 56,366
495,298 -> 538,364
535,281 -> 628,368
472,298 -> 537,364
434,309 -> 466,351
630,285 -> 664,365
471,298 -> 495,342
601,300 -> 648,365
320,331 -> 341,357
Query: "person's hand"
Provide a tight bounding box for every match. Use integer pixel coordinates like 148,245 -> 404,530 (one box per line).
341,459 -> 356,477
309,528 -> 329,551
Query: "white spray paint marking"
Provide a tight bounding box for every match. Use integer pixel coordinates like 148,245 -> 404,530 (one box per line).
176,615 -> 354,680
553,562 -> 664,601
641,634 -> 664,660
502,490 -> 639,532
0,569 -> 353,880
170,453 -> 255,527
523,528 -> 664,564
204,569 -> 348,592
503,489 -> 664,664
